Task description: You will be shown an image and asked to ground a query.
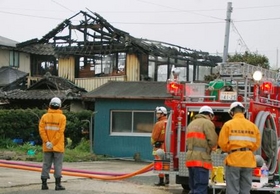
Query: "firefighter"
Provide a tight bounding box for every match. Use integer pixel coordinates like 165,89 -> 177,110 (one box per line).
218,102 -> 261,194
39,97 -> 67,191
151,106 -> 169,186
185,105 -> 218,194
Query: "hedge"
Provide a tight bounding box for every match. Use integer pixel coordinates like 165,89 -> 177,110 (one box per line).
0,108 -> 93,148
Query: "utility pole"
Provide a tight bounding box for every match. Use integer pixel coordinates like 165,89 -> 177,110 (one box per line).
276,47 -> 278,69
222,2 -> 233,64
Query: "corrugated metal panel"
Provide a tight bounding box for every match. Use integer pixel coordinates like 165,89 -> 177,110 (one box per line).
126,54 -> 139,81
58,57 -> 75,82
57,57 -> 127,91
75,76 -> 126,92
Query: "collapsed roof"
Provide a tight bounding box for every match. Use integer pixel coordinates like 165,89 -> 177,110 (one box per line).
16,10 -> 221,66
0,73 -> 87,101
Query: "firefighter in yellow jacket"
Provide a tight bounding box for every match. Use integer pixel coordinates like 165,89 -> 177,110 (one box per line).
186,105 -> 218,194
39,97 -> 66,191
151,106 -> 168,186
218,102 -> 261,194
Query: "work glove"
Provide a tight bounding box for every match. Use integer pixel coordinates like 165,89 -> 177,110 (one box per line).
46,141 -> 53,149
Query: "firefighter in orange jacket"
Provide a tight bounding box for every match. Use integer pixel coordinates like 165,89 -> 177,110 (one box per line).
218,102 -> 261,194
186,106 -> 218,194
39,97 -> 66,191
151,106 -> 168,186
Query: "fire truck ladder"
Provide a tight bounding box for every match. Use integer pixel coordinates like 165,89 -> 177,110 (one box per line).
219,62 -> 278,81
219,62 -> 279,107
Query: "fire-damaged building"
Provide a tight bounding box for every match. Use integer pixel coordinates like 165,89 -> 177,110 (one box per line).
14,10 -> 222,92
0,10 -> 223,160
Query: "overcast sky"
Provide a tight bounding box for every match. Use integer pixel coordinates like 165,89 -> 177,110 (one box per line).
1,0 -> 280,68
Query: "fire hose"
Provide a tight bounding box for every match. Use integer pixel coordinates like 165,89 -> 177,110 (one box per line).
254,110 -> 278,174
0,160 -> 126,176
0,160 -> 153,181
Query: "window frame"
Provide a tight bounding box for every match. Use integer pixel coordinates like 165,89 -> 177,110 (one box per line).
110,110 -> 155,137
9,51 -> 19,68
76,52 -> 126,78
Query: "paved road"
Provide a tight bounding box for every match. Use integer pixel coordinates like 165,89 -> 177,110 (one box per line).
0,160 -> 188,194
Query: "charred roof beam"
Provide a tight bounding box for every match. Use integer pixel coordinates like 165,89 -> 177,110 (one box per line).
38,19 -> 71,44
83,10 -> 129,36
70,23 -> 103,31
53,35 -> 71,41
54,43 -> 128,55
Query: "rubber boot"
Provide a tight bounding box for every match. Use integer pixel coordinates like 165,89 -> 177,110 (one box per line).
154,177 -> 165,186
165,174 -> 170,185
55,178 -> 65,191
41,178 -> 49,190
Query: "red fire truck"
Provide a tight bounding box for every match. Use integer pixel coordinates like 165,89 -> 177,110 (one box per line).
154,62 -> 280,189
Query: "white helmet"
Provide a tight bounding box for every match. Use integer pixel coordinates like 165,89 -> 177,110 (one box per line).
49,97 -> 61,108
199,106 -> 214,115
155,148 -> 165,159
228,102 -> 244,114
156,106 -> 167,115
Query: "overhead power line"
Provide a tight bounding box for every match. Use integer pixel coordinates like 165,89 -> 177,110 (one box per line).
2,3 -> 280,14
234,17 -> 280,23
0,5 -> 280,25
135,0 -> 224,20
51,0 -> 75,13
112,21 -> 224,25
235,4 -> 280,10
0,10 -> 62,20
231,22 -> 250,52
1,9 -> 280,25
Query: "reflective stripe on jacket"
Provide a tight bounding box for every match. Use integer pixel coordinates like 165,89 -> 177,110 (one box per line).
39,108 -> 66,153
218,113 -> 261,168
185,160 -> 213,170
185,114 -> 218,170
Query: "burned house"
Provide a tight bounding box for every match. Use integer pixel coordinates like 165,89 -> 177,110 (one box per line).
15,10 -> 222,92
0,10 -> 222,159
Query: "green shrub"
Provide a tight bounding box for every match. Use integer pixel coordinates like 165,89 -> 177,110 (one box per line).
64,111 -> 93,148
0,108 -> 44,143
73,138 -> 90,152
63,138 -> 94,162
1,139 -> 96,162
0,109 -> 93,150
0,138 -> 17,148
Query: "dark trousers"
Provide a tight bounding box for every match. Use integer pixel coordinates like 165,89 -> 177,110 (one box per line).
188,167 -> 209,194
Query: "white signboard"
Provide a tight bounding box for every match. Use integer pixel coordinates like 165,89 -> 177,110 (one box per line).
219,91 -> 237,101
